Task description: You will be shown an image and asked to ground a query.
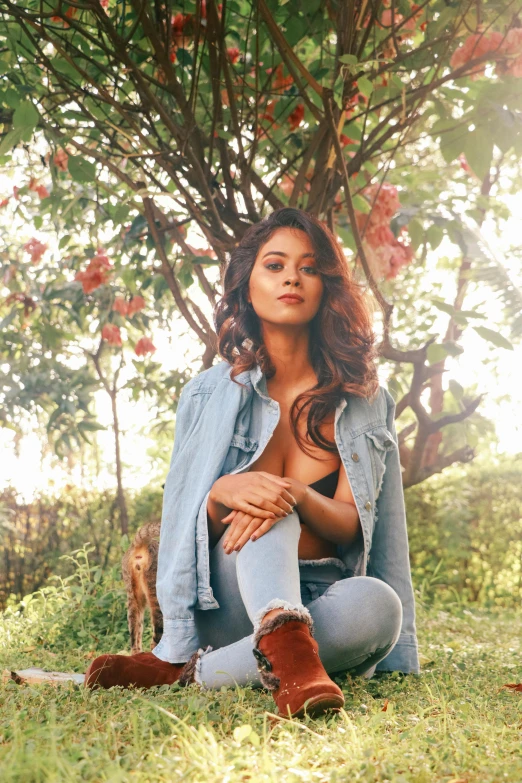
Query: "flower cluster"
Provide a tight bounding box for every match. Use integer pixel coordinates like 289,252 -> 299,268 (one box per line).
112,295 -> 146,317
23,238 -> 48,264
74,250 -> 112,294
354,183 -> 414,280
450,28 -> 522,80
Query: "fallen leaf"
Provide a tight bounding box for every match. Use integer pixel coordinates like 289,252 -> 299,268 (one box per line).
22,646 -> 37,652
84,651 -> 96,660
382,698 -> 389,712
501,683 -> 522,692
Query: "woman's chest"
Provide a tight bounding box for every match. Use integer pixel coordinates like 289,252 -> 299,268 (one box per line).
246,402 -> 340,483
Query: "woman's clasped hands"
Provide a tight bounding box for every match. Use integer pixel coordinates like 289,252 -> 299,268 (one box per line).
210,471 -> 303,554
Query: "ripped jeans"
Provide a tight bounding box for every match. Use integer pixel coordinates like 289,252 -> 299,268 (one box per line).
193,510 -> 402,688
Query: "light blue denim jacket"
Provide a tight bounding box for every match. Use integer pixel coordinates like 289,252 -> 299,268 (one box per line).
153,360 -> 420,674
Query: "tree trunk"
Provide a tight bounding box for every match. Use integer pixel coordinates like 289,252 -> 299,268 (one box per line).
109,390 -> 129,536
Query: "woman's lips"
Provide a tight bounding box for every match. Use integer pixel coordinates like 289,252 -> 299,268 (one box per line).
278,295 -> 304,303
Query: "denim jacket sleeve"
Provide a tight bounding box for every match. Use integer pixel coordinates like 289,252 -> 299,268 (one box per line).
152,384 -> 202,663
370,388 -> 420,675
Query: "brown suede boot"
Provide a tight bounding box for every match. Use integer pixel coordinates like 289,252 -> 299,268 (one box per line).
253,609 -> 345,718
84,650 -> 199,690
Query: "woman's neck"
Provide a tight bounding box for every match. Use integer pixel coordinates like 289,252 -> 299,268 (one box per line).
260,323 -> 314,384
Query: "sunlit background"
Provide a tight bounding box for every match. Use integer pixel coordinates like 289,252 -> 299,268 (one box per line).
1,175 -> 521,503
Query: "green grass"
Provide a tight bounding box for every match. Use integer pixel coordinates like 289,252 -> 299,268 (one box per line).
1,550 -> 522,782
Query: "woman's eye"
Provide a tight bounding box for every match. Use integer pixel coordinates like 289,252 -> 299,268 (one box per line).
265,263 -> 318,274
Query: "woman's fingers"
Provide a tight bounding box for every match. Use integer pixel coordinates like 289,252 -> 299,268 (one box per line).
231,517 -> 266,552
248,489 -> 296,516
223,512 -> 253,552
249,517 -> 278,542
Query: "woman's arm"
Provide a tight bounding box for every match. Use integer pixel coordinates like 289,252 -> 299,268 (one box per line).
282,462 -> 360,546
206,493 -> 230,548
221,463 -> 361,552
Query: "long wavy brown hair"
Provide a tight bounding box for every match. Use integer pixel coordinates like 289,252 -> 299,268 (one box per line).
214,207 -> 380,457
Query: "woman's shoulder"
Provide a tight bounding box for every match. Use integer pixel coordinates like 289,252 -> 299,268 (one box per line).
182,359 -> 235,397
343,384 -> 392,426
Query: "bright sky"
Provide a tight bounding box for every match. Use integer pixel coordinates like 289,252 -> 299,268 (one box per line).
1,183 -> 521,503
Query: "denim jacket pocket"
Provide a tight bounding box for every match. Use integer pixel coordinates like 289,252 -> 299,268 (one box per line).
220,431 -> 259,475
364,426 -> 396,499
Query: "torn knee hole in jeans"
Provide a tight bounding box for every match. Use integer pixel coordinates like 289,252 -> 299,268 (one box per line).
252,600 -> 312,635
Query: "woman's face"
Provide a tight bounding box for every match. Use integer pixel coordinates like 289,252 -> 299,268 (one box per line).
247,227 -> 324,327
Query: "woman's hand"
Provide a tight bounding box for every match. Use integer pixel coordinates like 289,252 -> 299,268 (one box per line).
211,471 -> 297,521
221,477 -> 308,553
221,510 -> 280,553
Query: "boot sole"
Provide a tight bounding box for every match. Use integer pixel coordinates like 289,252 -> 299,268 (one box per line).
289,692 -> 345,719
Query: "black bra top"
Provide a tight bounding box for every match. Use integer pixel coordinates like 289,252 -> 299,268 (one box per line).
307,468 -> 340,499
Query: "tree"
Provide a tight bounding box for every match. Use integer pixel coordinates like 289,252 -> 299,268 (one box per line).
1,0 -> 522,486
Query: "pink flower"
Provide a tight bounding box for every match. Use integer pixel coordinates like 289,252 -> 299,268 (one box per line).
135,336 -> 156,356
101,324 -> 122,346
353,183 -> 414,280
450,31 -> 505,79
23,238 -> 48,263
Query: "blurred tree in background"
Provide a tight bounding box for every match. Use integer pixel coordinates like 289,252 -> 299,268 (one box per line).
1,1 -> 522,541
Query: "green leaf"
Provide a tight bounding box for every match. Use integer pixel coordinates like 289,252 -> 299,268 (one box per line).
440,126 -> 466,164
339,54 -> 358,65
408,219 -> 423,251
473,326 -> 514,350
357,76 -> 373,99
215,129 -> 234,140
336,225 -> 356,252
427,343 -> 449,365
233,725 -> 252,743
13,101 -> 39,131
427,224 -> 444,250
431,299 -> 455,316
0,127 -> 24,155
68,157 -> 96,183
448,379 -> 464,401
352,194 -> 370,213
441,341 -> 464,357
77,420 -> 106,432
462,128 -> 493,181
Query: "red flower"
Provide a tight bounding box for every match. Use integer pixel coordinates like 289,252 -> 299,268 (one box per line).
270,64 -> 294,92
135,336 -> 156,356
127,295 -> 146,316
28,178 -> 51,199
227,47 -> 240,64
102,324 -> 122,346
53,148 -> 69,172
75,251 -> 112,294
23,238 -> 48,263
112,297 -> 130,316
288,104 -> 305,131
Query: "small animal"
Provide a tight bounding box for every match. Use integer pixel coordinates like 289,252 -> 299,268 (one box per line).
122,521 -> 163,655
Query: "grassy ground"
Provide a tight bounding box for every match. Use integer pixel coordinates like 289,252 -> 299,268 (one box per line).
1,555 -> 522,781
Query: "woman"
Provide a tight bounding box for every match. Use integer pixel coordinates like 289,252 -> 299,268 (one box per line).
85,207 -> 420,717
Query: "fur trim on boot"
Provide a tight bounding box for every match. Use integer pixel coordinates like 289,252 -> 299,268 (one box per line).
252,609 -> 344,718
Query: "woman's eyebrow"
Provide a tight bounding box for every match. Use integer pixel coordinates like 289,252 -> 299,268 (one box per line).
261,250 -> 316,259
